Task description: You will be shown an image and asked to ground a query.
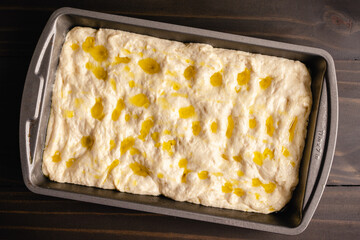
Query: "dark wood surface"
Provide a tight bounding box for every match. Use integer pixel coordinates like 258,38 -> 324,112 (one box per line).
1,0 -> 359,239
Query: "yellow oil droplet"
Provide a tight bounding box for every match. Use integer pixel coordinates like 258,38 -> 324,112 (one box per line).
289,116 -> 298,142
179,105 -> 195,119
234,188 -> 244,197
130,147 -> 140,155
130,93 -> 150,108
123,65 -> 130,72
253,151 -> 263,166
52,151 -> 61,163
210,121 -> 218,133
109,78 -> 117,91
120,136 -> 135,155
71,43 -> 79,51
132,180 -> 138,186
237,67 -> 251,85
157,173 -> 164,179
233,155 -> 242,162
226,115 -> 234,139
249,107 -> 254,115
91,98 -> 105,120
151,132 -> 160,143
90,45 -> 108,62
252,178 -> 262,187
165,70 -> 178,77
221,154 -> 229,161
82,37 -> 108,62
263,148 -> 274,160
237,170 -> 244,177
138,58 -> 160,74
86,62 -> 108,80
253,148 -> 275,166
259,76 -> 272,90
266,115 -> 274,137
158,97 -> 170,110
198,171 -> 208,180
66,158 -> 76,168
249,118 -> 257,129
282,146 -> 290,157
222,182 -> 233,193
125,113 -> 131,122
163,129 -> 171,135
105,159 -> 120,176
231,179 -> 240,185
113,56 -> 130,65
178,158 -> 188,168
184,66 -> 196,80
64,110 -> 74,118
213,172 -> 223,177
269,206 -> 275,212
138,118 -> 154,141
82,37 -> 95,52
122,48 -> 131,55
129,80 -> 135,88
210,72 -> 222,87
172,81 -> 181,91
111,98 -> 125,121
181,169 -> 191,183
247,134 -> 256,140
192,121 -> 201,136
109,139 -> 116,151
255,193 -> 260,200
291,161 -> 296,167
252,178 -> 276,193
74,98 -> 83,108
81,136 -> 94,150
155,142 -> 161,148
170,92 -> 188,98
262,182 -> 276,193
162,140 -> 176,156
129,162 -> 149,177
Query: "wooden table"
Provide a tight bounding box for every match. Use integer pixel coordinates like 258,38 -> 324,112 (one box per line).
1,0 -> 359,239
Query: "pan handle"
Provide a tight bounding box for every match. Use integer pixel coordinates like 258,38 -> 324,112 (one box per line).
19,24 -> 55,174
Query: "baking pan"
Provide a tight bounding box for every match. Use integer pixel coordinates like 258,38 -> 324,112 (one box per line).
19,7 -> 338,235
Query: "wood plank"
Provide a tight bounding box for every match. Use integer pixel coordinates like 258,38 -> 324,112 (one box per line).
0,0 -> 359,58
0,186 -> 359,239
329,60 -> 360,185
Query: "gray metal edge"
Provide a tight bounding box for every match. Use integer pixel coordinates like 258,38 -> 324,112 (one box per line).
292,49 -> 338,235
19,8 -> 57,192
19,7 -> 339,235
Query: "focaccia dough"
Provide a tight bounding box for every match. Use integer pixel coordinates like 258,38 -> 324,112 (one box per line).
42,27 -> 312,213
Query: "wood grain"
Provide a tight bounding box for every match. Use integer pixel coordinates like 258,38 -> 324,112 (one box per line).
0,0 -> 359,58
330,60 -> 360,185
1,0 -> 359,238
0,184 -> 359,239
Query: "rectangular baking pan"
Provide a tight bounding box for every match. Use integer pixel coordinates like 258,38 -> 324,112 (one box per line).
19,7 -> 338,235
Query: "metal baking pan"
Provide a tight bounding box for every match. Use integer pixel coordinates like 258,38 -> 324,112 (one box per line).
19,7 -> 338,235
